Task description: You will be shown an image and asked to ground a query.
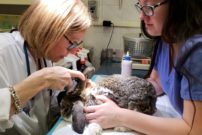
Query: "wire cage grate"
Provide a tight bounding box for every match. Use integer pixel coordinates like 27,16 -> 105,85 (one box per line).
123,34 -> 154,58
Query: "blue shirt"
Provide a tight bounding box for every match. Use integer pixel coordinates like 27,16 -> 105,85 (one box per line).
154,35 -> 202,114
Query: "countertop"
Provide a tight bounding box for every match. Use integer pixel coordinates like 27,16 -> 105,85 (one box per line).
94,60 -> 148,78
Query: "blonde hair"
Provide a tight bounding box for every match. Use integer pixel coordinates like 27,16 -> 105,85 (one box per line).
18,0 -> 91,58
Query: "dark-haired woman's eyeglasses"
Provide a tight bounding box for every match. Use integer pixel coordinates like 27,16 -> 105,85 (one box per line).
64,35 -> 83,50
135,0 -> 168,16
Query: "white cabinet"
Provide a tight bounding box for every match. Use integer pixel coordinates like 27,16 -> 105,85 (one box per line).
0,0 -> 33,5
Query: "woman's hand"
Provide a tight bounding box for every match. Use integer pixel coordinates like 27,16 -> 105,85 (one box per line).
84,95 -> 121,129
24,66 -> 85,91
41,66 -> 85,90
12,66 -> 85,110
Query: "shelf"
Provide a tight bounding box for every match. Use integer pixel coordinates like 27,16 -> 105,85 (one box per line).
0,14 -> 21,31
132,63 -> 150,70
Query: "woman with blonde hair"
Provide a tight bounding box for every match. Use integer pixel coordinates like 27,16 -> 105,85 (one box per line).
0,0 -> 91,134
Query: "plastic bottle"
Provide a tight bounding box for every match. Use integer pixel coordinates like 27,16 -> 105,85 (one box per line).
121,51 -> 132,77
79,56 -> 87,72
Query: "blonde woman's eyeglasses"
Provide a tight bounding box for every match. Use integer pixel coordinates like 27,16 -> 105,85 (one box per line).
64,35 -> 83,50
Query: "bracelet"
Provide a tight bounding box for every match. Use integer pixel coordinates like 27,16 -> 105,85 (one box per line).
9,86 -> 22,113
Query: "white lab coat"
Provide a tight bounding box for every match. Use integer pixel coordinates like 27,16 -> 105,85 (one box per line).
0,31 -> 57,135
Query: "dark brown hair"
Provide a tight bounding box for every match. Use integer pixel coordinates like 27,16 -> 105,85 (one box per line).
141,0 -> 202,44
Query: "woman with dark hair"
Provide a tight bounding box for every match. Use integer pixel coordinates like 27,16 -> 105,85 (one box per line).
0,0 -> 91,134
85,0 -> 202,134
